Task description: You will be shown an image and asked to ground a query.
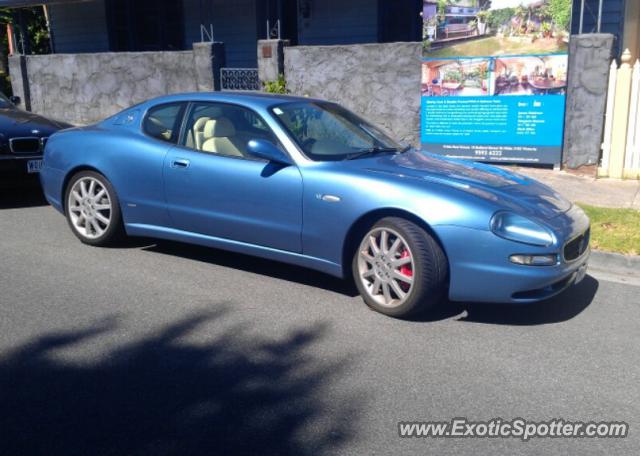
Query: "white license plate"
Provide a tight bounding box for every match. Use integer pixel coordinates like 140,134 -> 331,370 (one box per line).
27,159 -> 43,174
575,263 -> 588,284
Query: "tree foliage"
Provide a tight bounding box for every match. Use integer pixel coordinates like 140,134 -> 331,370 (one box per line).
263,74 -> 288,95
486,7 -> 515,31
0,7 -> 50,54
0,7 -> 50,94
544,0 -> 572,32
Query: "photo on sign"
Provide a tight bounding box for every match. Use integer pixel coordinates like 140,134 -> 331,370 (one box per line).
421,58 -> 490,97
422,0 -> 572,58
493,55 -> 567,95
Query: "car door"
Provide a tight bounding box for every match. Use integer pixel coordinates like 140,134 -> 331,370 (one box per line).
163,101 -> 303,253
121,102 -> 187,227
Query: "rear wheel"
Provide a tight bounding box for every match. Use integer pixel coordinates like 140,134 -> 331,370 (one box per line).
65,171 -> 124,246
353,217 -> 448,318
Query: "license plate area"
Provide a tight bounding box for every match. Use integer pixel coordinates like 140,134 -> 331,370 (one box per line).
27,159 -> 43,174
574,262 -> 588,284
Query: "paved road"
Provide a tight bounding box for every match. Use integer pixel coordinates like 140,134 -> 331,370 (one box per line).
1,187 -> 639,456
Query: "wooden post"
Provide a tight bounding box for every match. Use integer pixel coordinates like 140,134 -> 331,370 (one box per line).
633,85 -> 640,173
624,59 -> 640,179
42,5 -> 55,53
609,49 -> 632,179
599,59 -> 618,176
7,24 -> 15,56
17,9 -> 31,55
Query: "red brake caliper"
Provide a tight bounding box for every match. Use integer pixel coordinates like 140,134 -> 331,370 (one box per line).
399,249 -> 412,291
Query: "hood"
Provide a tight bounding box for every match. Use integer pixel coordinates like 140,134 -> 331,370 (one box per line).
0,107 -> 70,137
356,150 -> 571,220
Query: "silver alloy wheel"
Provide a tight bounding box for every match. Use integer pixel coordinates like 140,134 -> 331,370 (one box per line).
67,177 -> 112,240
357,227 -> 415,308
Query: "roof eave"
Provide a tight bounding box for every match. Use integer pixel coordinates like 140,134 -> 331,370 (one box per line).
0,0 -> 92,8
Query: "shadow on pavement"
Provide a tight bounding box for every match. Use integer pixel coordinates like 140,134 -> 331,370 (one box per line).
459,275 -> 599,326
139,240 -> 599,326
0,309 -> 359,456
143,240 -> 360,297
0,181 -> 48,209
406,300 -> 467,323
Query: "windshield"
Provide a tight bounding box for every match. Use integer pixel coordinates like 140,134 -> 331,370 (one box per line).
271,101 -> 404,161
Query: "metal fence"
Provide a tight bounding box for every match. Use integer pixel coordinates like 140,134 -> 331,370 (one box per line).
220,68 -> 261,91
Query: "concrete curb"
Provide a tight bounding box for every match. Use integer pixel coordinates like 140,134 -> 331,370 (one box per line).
589,250 -> 640,277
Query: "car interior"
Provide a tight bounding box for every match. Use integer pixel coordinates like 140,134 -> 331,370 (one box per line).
145,103 -> 281,160
145,115 -> 174,142
183,104 -> 278,158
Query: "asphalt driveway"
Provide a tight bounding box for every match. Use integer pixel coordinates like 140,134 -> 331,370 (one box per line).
1,187 -> 638,455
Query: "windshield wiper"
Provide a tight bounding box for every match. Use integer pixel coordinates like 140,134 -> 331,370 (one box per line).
344,147 -> 399,160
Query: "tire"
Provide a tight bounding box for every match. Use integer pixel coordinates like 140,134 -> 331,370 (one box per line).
352,217 -> 448,318
64,170 -> 125,246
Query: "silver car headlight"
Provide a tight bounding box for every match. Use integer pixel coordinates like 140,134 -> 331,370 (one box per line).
490,212 -> 554,247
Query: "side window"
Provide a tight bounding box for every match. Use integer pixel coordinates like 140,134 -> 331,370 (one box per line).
143,103 -> 185,143
181,102 -> 280,159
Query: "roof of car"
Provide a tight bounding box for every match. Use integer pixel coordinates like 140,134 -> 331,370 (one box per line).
145,92 -> 324,109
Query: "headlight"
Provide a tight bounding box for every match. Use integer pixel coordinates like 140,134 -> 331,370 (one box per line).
509,254 -> 558,266
490,212 -> 554,247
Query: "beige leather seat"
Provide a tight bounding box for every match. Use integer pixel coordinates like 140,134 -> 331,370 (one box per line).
201,118 -> 245,157
192,116 -> 211,150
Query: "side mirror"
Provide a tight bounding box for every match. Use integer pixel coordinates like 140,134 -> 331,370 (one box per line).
247,139 -> 292,165
9,95 -> 21,106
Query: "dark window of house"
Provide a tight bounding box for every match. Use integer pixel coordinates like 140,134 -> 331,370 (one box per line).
107,0 -> 184,52
378,0 -> 422,42
143,103 -> 186,144
258,0 -> 299,45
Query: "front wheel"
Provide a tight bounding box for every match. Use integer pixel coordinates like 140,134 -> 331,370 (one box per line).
353,217 -> 448,318
65,170 -> 124,246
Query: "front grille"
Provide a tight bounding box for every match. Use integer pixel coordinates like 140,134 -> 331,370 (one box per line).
9,137 -> 42,155
563,228 -> 590,262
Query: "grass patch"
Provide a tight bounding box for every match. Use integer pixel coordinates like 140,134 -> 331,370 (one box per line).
577,203 -> 640,256
428,36 -> 567,58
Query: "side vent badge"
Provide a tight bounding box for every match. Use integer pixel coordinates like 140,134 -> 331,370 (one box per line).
318,194 -> 341,203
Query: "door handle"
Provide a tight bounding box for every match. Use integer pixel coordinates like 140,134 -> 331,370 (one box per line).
171,159 -> 190,169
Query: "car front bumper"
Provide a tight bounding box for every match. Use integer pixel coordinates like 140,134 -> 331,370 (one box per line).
436,209 -> 591,303
0,155 -> 43,187
39,164 -> 66,212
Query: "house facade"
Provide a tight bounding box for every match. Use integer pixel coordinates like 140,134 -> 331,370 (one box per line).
3,0 -> 636,64
570,0 -> 632,58
9,0 -> 422,68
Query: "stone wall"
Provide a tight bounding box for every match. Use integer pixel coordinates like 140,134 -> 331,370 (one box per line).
562,34 -> 615,170
11,36 -> 617,168
9,42 -> 224,126
284,42 -> 422,146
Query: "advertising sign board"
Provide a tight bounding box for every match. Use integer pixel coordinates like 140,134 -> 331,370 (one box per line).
421,0 -> 573,165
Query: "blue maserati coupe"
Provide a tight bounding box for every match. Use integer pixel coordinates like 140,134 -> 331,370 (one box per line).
40,93 -> 590,318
